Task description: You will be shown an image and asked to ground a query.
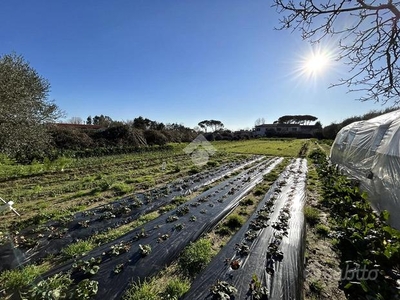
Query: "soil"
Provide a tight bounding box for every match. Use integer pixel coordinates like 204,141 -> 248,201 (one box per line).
304,166 -> 346,300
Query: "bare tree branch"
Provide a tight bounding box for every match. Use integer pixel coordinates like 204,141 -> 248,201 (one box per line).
273,0 -> 400,104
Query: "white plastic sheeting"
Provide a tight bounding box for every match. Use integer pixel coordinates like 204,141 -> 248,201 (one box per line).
330,110 -> 400,229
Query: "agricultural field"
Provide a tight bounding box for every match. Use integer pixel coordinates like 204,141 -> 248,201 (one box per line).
0,138 -> 398,300
213,138 -> 307,157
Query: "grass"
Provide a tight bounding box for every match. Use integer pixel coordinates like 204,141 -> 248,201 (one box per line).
304,206 -> 320,226
213,139 -> 307,157
112,182 -> 134,195
178,238 -> 213,277
315,224 -> 330,236
123,279 -> 159,300
0,263 -> 50,293
61,240 -> 96,259
161,278 -> 191,299
123,271 -> 190,300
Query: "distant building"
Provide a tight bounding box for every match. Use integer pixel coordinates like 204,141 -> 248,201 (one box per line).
254,123 -> 320,138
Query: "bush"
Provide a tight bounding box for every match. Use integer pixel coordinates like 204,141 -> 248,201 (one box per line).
225,214 -> 244,230
253,187 -> 266,196
179,239 -> 212,277
240,197 -> 255,206
144,129 -> 168,146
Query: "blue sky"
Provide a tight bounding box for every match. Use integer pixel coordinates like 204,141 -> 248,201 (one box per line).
0,1 -> 393,130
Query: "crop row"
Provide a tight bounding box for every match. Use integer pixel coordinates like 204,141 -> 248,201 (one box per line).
0,155 -> 264,272
309,149 -> 400,299
183,158 -> 308,299
20,157 -> 283,299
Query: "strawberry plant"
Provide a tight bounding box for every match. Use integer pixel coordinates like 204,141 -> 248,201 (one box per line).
209,280 -> 237,299
72,257 -> 101,275
309,149 -> 400,299
139,244 -> 152,256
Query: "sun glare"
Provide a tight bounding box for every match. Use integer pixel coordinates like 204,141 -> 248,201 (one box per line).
287,44 -> 339,89
304,53 -> 329,74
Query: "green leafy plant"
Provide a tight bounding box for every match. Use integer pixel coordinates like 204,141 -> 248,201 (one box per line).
24,273 -> 73,300
72,257 -> 101,275
248,274 -> 268,300
139,244 -> 152,256
209,280 -> 237,299
73,279 -> 99,299
109,241 -> 131,256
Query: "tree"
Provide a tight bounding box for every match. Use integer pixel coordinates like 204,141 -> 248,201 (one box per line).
93,114 -> 112,127
0,53 -> 63,162
275,115 -> 318,124
198,120 -> 224,132
86,116 -> 92,125
273,1 -> 400,104
255,117 -> 266,126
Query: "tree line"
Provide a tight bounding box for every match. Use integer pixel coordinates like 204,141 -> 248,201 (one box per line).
322,107 -> 399,140
273,115 -> 318,125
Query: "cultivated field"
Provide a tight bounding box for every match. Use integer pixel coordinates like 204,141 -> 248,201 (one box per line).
0,138 -> 398,300
213,138 -> 306,157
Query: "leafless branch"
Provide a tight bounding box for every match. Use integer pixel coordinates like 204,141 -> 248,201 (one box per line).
273,0 -> 400,104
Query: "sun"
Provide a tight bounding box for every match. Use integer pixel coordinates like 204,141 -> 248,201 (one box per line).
304,52 -> 330,75
290,44 -> 338,87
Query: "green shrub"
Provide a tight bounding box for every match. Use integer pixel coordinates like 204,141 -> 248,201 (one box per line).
179,239 -> 212,277
304,206 -> 320,226
240,197 -> 254,206
225,214 -> 244,230
253,187 -> 266,196
171,196 -> 187,206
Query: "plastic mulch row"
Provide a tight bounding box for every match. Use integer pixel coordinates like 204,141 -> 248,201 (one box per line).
183,158 -> 308,300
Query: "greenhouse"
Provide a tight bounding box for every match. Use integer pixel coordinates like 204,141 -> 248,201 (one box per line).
331,109 -> 400,229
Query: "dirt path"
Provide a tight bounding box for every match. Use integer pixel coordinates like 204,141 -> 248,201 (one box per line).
304,162 -> 346,300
